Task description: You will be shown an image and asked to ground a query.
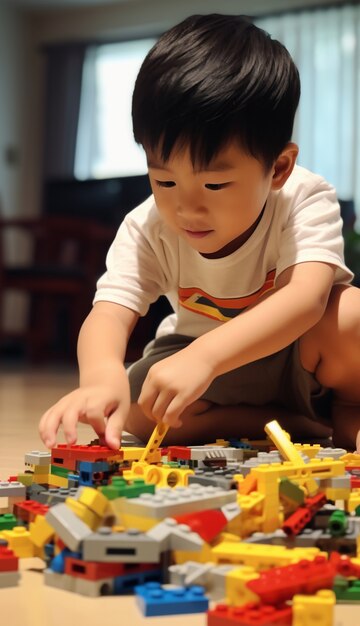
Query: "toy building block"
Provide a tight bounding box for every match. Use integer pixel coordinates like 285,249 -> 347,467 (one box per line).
29,514 -> 55,548
139,422 -> 170,464
147,517 -> 204,552
188,468 -> 240,491
0,570 -> 21,588
292,589 -> 335,625
246,555 -> 335,605
0,545 -> 18,572
329,551 -> 360,578
172,509 -> 230,543
82,526 -> 161,563
127,462 -> 193,489
45,502 -> 93,551
225,565 -> 260,605
24,451 -> 51,466
282,493 -> 327,536
0,526 -> 35,558
113,485 -> 237,521
207,602 -> 292,626
210,541 -> 326,570
135,582 -> 209,616
100,477 -> 155,500
13,500 -> 49,523
0,513 -> 17,530
333,576 -> 360,603
35,487 -> 79,506
44,568 -> 76,592
315,447 -> 347,460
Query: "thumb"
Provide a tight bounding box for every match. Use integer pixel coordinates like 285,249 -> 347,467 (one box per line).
105,410 -> 124,450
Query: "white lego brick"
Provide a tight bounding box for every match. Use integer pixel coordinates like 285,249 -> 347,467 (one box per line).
24,451 -> 51,466
0,481 -> 26,497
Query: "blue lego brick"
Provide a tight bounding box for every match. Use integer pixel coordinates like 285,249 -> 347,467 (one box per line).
50,548 -> 82,574
78,460 -> 110,486
135,583 -> 209,616
113,569 -> 162,594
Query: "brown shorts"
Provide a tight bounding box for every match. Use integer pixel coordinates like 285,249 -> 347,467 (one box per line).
127,334 -> 332,424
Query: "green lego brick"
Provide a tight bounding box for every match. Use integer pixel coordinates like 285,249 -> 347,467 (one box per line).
328,509 -> 348,537
50,465 -> 71,478
100,478 -> 155,500
0,514 -> 17,530
334,576 -> 360,602
279,477 -> 305,506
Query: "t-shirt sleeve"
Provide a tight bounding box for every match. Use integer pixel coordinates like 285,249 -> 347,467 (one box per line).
93,202 -> 173,316
276,176 -> 353,284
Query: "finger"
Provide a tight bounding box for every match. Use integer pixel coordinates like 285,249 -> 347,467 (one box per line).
356,430 -> 360,454
138,385 -> 159,420
105,410 -> 125,450
162,396 -> 187,428
151,390 -> 176,422
38,408 -> 64,448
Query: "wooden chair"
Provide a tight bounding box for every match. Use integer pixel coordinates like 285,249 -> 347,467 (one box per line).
0,213 -> 116,361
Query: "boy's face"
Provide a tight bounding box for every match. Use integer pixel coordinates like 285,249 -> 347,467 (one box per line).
147,142 -> 281,258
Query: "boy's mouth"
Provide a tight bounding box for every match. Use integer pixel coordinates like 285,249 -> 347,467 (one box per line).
184,229 -> 213,238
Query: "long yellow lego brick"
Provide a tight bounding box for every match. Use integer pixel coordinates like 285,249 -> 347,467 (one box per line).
139,422 -> 170,463
265,420 -> 305,465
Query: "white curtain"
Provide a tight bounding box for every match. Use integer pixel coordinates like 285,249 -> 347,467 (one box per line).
256,4 -> 360,226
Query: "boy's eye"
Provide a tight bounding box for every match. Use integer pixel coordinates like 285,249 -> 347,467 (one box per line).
205,183 -> 229,191
155,180 -> 176,188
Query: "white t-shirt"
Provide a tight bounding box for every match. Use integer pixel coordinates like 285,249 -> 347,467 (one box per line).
94,165 -> 353,338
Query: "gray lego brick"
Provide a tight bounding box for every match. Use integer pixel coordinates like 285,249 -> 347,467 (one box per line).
45,502 -> 93,551
24,451 -> 51,466
115,484 -> 237,520
0,571 -> 20,588
147,517 -> 203,552
82,527 -> 161,563
0,481 -> 26,498
44,569 -> 76,592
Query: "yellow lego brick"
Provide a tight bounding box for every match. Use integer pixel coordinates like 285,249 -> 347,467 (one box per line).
0,526 -> 35,557
210,541 -> 325,570
238,492 -> 265,512
77,486 -> 110,517
29,514 -> 55,548
44,473 -> 68,488
225,566 -> 260,605
32,464 -> 49,475
324,487 -> 351,501
294,443 -> 322,460
292,589 -> 335,626
65,497 -> 102,531
210,439 -> 230,447
173,541 -> 214,565
249,468 -> 282,533
139,422 -> 169,463
121,447 -> 160,462
346,489 -> 360,513
127,461 -> 193,488
339,452 -> 360,466
15,473 -> 34,487
265,420 -> 305,464
112,510 -> 157,532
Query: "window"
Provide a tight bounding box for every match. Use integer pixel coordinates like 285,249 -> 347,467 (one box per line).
74,38 -> 156,180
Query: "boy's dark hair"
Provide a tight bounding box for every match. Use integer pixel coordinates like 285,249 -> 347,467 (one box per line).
132,14 -> 300,170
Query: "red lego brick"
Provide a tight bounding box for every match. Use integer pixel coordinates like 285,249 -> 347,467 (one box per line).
247,556 -> 335,605
330,551 -> 360,578
51,444 -> 123,468
350,476 -> 360,489
167,446 -> 192,461
282,492 -> 326,536
173,509 -> 228,543
64,557 -> 158,581
207,602 -> 292,626
0,546 -> 19,572
13,500 -> 49,523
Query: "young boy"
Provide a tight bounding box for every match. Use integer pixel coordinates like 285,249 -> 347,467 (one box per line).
39,14 -> 360,453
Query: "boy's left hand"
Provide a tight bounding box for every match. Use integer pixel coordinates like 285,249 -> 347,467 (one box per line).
138,346 -> 214,427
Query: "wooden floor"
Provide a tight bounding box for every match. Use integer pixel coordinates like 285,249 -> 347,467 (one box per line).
0,365 -> 357,625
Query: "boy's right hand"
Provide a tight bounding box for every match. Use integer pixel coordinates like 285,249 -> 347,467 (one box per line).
38,385 -> 129,450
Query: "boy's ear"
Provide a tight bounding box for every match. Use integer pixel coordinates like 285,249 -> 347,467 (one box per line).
270,142 -> 299,190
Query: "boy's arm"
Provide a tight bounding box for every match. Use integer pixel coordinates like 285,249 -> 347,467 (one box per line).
39,301 -> 139,449
138,261 -> 335,425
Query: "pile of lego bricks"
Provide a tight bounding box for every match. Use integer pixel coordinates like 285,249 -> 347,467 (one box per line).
0,422 -> 360,623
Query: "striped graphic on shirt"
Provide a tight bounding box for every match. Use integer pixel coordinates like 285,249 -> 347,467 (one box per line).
178,269 -> 276,322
